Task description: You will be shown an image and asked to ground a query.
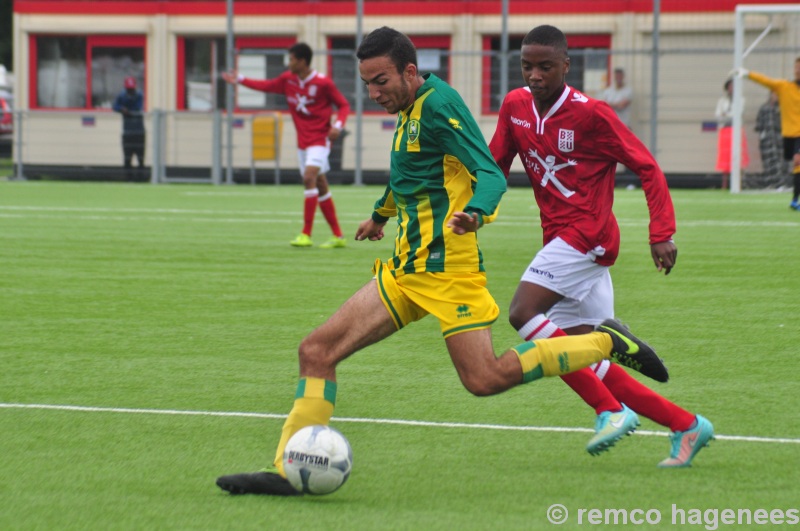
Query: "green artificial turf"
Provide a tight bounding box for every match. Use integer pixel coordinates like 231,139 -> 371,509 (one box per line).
1,181 -> 798,530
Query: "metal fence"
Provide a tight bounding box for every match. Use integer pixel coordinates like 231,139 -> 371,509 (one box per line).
7,44 -> 799,190
9,106 -> 372,185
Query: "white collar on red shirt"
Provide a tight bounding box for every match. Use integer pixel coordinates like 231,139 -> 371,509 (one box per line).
297,70 -> 318,89
529,85 -> 571,134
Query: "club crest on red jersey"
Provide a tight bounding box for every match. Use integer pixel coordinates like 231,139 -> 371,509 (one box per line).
558,128 -> 574,152
309,85 -> 318,97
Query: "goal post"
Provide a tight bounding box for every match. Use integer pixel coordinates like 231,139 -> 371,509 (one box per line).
731,4 -> 800,193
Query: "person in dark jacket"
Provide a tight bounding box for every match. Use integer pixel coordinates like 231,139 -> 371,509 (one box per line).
113,76 -> 145,181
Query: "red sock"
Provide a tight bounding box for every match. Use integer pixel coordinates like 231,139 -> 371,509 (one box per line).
302,189 -> 319,236
318,192 -> 343,238
561,366 -> 623,415
600,363 -> 695,432
518,314 -> 622,415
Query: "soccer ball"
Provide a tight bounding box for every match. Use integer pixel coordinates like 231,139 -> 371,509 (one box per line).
283,425 -> 352,495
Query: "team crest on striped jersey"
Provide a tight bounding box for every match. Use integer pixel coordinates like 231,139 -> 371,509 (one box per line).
407,120 -> 420,144
558,129 -> 574,152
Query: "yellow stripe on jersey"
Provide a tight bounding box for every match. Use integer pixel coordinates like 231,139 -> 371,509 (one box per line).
376,189 -> 397,219
442,153 -> 481,271
394,114 -> 407,152
405,88 -> 435,153
392,194 -> 436,272
413,194 -> 434,270
395,193 -> 411,267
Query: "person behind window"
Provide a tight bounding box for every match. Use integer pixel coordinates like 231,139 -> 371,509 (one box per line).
601,67 -> 632,127
112,76 -> 146,182
715,78 -> 749,190
223,43 -> 351,249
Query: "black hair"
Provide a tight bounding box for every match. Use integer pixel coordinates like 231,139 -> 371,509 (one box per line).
356,26 -> 417,74
289,42 -> 313,65
521,25 -> 568,57
724,78 -> 733,91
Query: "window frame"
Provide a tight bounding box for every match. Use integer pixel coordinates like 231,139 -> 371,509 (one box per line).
29,34 -> 146,110
176,35 -> 296,111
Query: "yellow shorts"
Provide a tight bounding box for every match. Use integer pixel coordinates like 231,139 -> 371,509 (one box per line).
373,259 -> 499,338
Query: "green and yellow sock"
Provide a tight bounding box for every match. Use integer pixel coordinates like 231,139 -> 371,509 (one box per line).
513,332 -> 612,383
272,377 -> 337,476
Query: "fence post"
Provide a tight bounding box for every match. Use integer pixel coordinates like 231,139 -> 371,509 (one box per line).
212,110 -> 222,185
13,110 -> 25,180
150,109 -> 161,184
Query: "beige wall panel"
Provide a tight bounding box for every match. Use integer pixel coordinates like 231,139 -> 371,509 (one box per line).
23,113 -> 137,166
276,120 -> 298,170
168,15 -> 299,34
350,116 -> 394,169
13,14 -> 27,109
150,15 -> 169,111
17,14 -> 152,32
164,113 -> 215,167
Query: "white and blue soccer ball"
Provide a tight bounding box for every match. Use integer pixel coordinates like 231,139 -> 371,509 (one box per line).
283,425 -> 352,495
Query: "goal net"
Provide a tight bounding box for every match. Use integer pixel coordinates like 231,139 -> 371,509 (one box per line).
731,5 -> 800,193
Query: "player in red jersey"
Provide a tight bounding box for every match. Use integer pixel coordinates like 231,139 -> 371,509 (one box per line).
223,43 -> 351,248
489,25 -> 713,467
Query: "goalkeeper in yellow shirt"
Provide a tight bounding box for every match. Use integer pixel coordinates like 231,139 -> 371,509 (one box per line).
732,58 -> 800,209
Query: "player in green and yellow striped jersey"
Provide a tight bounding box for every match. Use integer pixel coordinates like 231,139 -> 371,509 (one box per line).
369,70 -> 506,276
216,26 -> 669,496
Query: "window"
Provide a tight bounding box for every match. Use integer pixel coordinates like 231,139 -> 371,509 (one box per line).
179,37 -> 227,111
329,35 -> 451,113
234,37 -> 294,111
31,35 -> 145,109
177,36 -> 293,111
329,38 -> 361,109
482,34 -> 611,113
34,37 -> 86,108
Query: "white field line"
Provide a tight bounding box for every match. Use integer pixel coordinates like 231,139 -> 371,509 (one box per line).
1,206 -> 799,228
0,212 -> 297,224
1,402 -> 798,445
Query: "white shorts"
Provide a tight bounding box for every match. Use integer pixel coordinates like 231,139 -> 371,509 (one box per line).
520,237 -> 614,329
298,144 -> 331,175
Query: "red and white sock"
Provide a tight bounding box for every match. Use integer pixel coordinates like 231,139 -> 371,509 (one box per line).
518,314 -> 622,415
318,192 -> 343,238
302,188 -> 319,236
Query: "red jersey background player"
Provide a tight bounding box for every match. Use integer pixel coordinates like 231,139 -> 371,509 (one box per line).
489,25 -> 713,467
223,43 -> 351,248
